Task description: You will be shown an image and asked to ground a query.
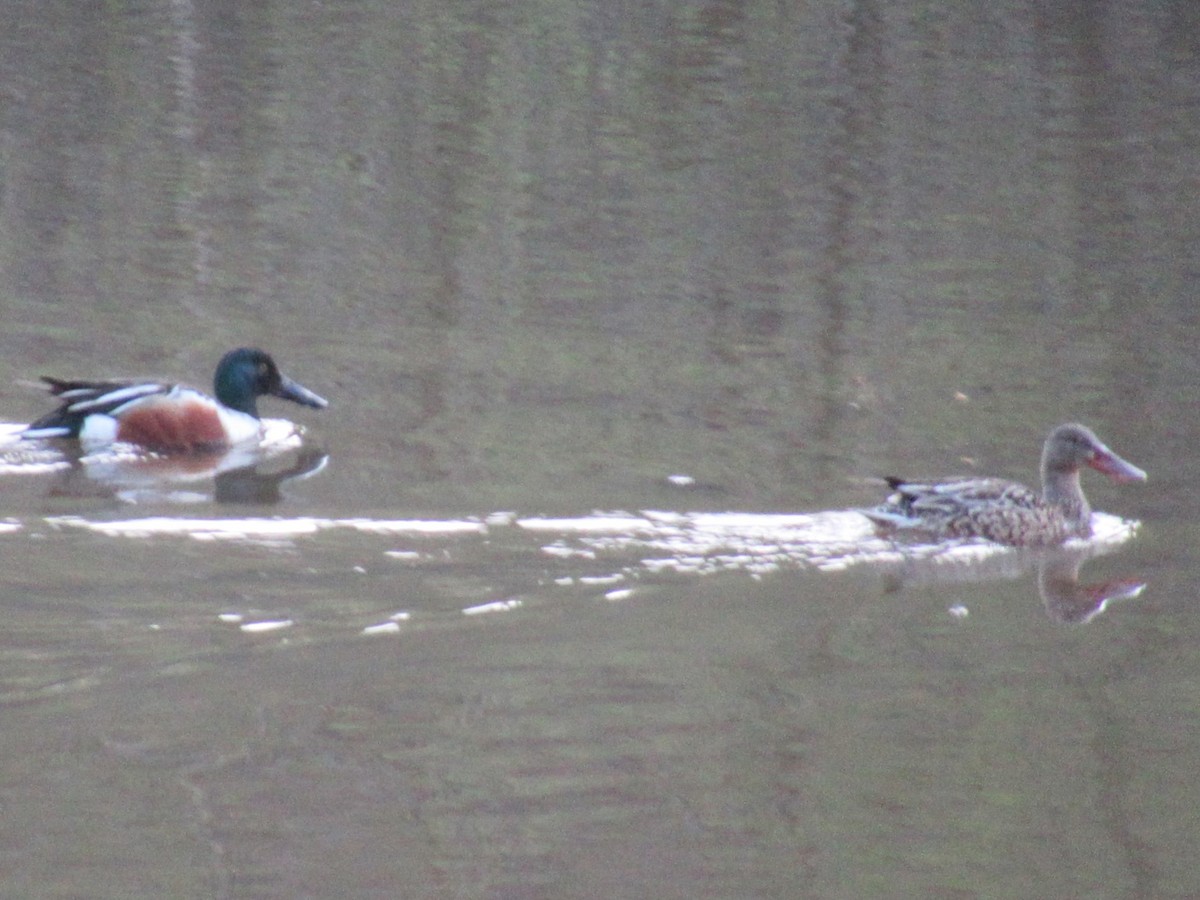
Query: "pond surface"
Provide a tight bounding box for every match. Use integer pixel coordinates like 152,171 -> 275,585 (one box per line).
0,1 -> 1198,897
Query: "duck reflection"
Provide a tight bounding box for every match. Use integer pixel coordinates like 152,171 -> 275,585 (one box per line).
1037,548 -> 1145,624
214,446 -> 328,505
41,441 -> 328,506
881,543 -> 1144,624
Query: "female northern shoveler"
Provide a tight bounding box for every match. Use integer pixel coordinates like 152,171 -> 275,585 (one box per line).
864,422 -> 1146,547
23,347 -> 327,454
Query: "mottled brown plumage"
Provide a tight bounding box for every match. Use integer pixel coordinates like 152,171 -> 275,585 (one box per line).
865,423 -> 1146,547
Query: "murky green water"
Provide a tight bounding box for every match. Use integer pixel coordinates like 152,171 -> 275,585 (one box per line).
0,1 -> 1197,897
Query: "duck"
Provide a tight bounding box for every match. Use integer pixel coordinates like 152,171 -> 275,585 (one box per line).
863,422 -> 1146,547
23,347 -> 327,454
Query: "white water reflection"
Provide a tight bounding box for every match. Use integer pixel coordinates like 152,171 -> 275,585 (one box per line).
41,505 -> 1136,557
516,508 -> 1138,576
26,505 -> 1144,626
46,514 -> 487,542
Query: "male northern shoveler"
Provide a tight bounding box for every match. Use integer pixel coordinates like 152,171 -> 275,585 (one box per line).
864,422 -> 1146,547
23,347 -> 327,454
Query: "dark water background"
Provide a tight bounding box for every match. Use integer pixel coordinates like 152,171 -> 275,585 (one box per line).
0,1 -> 1197,897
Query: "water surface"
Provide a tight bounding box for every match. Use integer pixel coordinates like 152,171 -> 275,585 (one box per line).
0,1 -> 1197,897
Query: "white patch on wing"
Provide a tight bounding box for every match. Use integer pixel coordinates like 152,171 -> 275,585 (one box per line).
72,383 -> 166,413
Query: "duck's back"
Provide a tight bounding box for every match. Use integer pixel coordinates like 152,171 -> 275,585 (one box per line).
867,476 -> 1076,547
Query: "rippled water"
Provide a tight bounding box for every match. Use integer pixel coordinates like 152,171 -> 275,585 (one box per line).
0,1 -> 1197,897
